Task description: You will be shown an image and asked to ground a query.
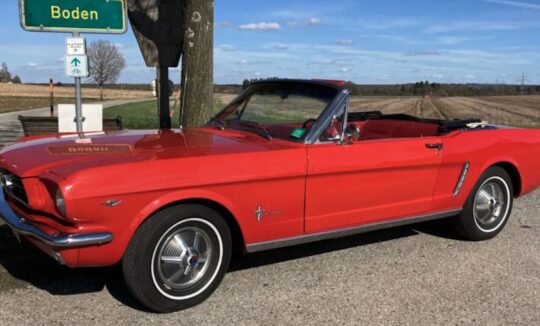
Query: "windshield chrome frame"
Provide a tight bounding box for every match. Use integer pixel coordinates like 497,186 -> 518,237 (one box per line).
210,81 -> 350,145
303,89 -> 350,144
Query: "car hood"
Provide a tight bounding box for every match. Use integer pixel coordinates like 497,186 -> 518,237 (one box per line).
0,128 -> 277,178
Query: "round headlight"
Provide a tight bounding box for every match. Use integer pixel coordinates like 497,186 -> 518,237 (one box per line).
55,189 -> 67,216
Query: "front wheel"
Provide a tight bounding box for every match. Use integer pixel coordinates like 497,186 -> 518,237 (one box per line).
455,167 -> 514,241
123,205 -> 232,313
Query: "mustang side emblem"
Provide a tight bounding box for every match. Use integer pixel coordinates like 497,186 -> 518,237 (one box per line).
254,205 -> 282,222
103,200 -> 123,207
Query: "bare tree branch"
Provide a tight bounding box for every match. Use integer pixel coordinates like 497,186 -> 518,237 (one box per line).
87,40 -> 126,100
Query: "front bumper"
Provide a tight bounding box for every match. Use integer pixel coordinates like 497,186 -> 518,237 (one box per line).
0,192 -> 113,248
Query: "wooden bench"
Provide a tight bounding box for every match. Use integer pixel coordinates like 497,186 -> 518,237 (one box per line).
18,116 -> 124,137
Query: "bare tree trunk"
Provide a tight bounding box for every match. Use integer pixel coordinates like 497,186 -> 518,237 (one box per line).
100,85 -> 104,101
180,0 -> 214,128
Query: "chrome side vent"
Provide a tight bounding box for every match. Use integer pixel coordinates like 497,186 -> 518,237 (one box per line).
453,161 -> 470,196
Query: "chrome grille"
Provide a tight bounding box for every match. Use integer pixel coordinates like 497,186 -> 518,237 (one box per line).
0,170 -> 28,205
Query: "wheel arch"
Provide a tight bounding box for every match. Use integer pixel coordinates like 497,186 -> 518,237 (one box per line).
132,194 -> 247,255
489,161 -> 522,197
165,198 -> 245,254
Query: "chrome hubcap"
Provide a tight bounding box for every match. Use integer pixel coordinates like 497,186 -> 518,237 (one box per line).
157,227 -> 213,291
473,180 -> 508,229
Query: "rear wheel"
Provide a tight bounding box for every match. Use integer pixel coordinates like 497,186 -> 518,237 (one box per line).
455,167 -> 513,241
123,205 -> 232,313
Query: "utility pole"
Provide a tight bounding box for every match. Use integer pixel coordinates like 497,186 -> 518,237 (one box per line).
520,72 -> 528,95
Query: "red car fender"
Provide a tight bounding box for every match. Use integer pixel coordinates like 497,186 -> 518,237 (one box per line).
128,189 -> 244,245
75,189 -> 245,267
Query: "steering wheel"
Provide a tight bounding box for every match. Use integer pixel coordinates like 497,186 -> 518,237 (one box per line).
302,119 -> 317,129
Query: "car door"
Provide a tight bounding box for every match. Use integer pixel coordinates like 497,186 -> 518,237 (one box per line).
305,137 -> 443,233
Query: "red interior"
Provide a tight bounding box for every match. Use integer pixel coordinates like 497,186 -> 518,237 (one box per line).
264,119 -> 440,141
351,120 -> 439,140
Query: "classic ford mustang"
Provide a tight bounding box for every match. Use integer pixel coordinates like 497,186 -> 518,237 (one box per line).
1,80 -> 539,312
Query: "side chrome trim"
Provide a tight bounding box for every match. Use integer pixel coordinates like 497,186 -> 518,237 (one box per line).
0,193 -> 113,248
246,208 -> 462,253
453,161 -> 470,196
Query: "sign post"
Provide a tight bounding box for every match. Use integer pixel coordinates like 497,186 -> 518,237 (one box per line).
19,0 -> 126,133
64,32 -> 89,132
49,79 -> 54,117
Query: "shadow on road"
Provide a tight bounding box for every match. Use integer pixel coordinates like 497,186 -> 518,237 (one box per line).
0,219 -> 460,311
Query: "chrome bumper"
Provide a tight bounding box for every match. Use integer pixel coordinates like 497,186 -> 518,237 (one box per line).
0,192 -> 113,248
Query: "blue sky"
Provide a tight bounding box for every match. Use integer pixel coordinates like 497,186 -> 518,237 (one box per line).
1,0 -> 539,84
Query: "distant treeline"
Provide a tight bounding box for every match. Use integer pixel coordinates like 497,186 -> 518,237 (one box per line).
28,80 -> 540,97
344,81 -> 540,97
240,78 -> 540,97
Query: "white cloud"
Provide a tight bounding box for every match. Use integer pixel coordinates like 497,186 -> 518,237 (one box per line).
114,43 -> 129,50
239,22 -> 281,31
426,20 -> 540,33
307,18 -> 322,26
335,39 -> 354,46
275,44 -> 289,50
405,51 -> 442,56
216,21 -> 234,29
220,44 -> 236,52
288,18 -> 322,28
308,59 -> 333,65
435,36 -> 470,45
27,62 -> 38,67
234,59 -> 273,65
348,18 -> 420,31
287,21 -> 300,28
481,0 -> 540,10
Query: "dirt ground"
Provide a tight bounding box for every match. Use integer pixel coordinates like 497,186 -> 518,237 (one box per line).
0,189 -> 539,325
349,95 -> 540,128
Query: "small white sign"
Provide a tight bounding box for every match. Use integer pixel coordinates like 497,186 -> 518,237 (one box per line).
66,37 -> 86,55
65,55 -> 89,78
58,104 -> 103,133
150,79 -> 175,97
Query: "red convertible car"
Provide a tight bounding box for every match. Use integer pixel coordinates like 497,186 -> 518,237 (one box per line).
1,80 -> 540,312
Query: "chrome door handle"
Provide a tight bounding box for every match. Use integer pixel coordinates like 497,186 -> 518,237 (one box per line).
425,143 -> 444,150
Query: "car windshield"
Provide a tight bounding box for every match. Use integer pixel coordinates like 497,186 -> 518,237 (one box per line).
211,81 -> 339,141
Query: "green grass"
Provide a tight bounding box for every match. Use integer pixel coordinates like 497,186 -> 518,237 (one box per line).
104,99 -> 226,129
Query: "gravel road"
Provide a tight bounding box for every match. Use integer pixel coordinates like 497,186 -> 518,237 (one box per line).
0,189 -> 539,325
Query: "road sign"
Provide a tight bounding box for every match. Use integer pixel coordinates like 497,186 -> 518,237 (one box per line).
19,0 -> 127,34
65,55 -> 89,78
66,37 -> 86,55
128,0 -> 183,67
